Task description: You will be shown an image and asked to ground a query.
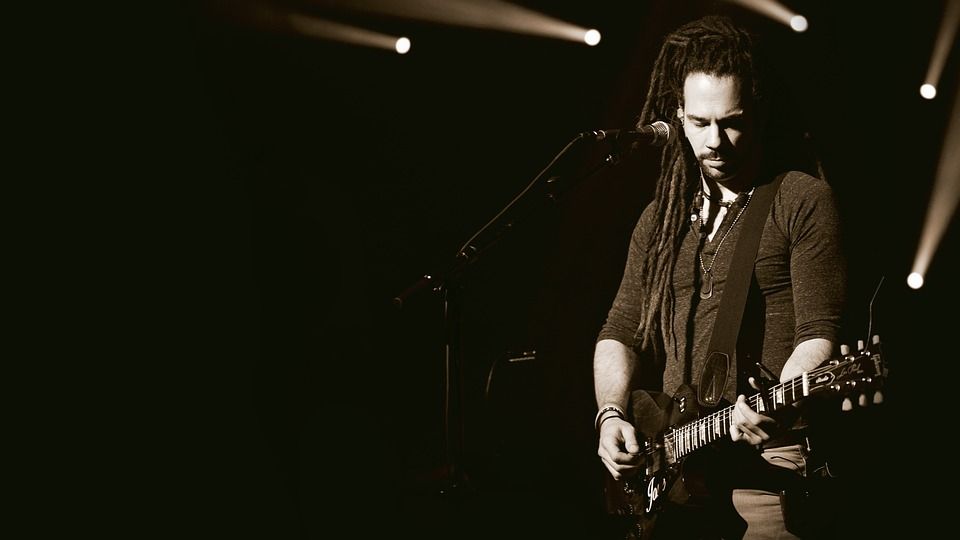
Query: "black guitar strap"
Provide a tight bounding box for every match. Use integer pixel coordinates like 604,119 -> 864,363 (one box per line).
697,174 -> 784,408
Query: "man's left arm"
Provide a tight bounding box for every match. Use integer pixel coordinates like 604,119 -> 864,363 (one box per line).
783,175 -> 847,382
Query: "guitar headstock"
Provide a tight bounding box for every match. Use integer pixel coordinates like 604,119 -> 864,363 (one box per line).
806,335 -> 887,410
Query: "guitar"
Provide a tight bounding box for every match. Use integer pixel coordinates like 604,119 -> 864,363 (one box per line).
607,339 -> 887,540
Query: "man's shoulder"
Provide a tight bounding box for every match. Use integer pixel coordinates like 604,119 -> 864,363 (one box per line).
628,201 -> 660,242
776,170 -> 835,200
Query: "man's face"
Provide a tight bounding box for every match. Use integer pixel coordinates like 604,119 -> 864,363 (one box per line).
679,72 -> 756,184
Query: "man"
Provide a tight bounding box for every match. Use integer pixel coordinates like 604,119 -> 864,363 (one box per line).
593,15 -> 846,539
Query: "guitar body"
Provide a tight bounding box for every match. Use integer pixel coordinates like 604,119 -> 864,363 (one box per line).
602,347 -> 886,540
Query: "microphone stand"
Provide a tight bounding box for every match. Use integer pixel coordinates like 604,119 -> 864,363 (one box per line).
392,132 -> 634,496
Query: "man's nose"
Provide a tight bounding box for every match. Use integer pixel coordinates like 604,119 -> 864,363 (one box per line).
705,123 -> 721,149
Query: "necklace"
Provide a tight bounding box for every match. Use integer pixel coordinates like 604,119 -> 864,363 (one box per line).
697,187 -> 755,300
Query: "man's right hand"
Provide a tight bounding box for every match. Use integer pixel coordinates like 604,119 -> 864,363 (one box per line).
597,417 -> 643,480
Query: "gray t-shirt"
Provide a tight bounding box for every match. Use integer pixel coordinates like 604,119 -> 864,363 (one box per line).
598,171 -> 846,403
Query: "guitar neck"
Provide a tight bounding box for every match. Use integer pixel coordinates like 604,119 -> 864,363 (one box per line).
667,371 -> 810,460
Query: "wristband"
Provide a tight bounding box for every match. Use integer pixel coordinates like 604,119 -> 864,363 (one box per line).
594,404 -> 626,431
597,413 -> 624,431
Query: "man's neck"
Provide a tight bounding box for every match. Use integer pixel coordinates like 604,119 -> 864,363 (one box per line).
700,161 -> 759,201
702,175 -> 752,202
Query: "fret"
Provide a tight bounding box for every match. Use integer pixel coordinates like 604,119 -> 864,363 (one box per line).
776,386 -> 785,407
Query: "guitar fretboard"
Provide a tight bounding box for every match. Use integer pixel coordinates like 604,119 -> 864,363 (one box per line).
665,369 -> 815,461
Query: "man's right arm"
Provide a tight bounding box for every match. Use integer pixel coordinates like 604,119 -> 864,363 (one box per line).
594,338 -> 636,410
594,338 -> 642,479
594,206 -> 652,478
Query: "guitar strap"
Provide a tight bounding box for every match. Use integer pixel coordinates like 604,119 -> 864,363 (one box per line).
697,174 -> 785,408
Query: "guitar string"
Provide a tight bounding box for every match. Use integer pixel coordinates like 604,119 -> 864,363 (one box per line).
666,366 -> 834,448
670,358 -> 881,458
666,362 -> 853,452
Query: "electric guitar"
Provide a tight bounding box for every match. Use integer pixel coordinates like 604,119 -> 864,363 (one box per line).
607,339 -> 887,540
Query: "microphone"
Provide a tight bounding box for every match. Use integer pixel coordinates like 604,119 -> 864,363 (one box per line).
579,120 -> 673,147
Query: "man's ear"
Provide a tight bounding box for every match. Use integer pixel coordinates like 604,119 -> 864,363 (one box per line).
676,107 -> 684,125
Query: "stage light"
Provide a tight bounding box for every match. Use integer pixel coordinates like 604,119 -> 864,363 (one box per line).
724,0 -> 809,32
789,15 -> 808,33
923,0 -> 959,103
584,29 -> 601,46
312,0 -> 596,44
907,272 -> 924,290
215,2 -> 414,53
910,77 -> 960,290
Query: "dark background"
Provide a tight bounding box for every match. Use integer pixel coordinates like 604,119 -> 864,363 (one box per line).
116,0 -> 958,538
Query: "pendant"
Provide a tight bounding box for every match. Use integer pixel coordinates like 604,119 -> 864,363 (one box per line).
700,270 -> 714,300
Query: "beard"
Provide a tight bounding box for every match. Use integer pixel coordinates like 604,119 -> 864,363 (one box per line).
698,154 -> 739,183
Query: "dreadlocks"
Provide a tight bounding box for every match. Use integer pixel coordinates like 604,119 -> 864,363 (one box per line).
631,15 -> 766,351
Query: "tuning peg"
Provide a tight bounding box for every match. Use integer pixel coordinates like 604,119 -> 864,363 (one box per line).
858,393 -> 869,407
840,344 -> 851,356
857,339 -> 865,353
841,397 -> 853,411
873,390 -> 884,404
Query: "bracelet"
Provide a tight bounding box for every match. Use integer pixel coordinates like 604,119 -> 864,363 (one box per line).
594,404 -> 626,431
598,413 -> 624,431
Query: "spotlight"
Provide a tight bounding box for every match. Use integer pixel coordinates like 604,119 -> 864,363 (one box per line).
920,83 -> 937,99
725,0 -> 809,32
395,36 -> 411,54
789,15 -> 808,32
907,272 -> 924,289
584,29 -> 601,46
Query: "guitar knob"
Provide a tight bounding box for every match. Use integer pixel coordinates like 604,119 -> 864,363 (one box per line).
873,390 -> 884,404
841,397 -> 853,411
858,393 -> 869,407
